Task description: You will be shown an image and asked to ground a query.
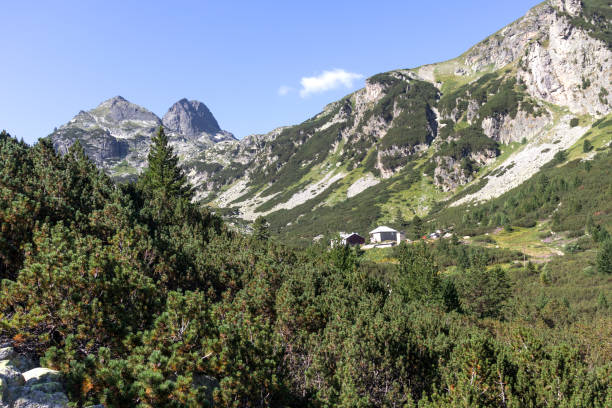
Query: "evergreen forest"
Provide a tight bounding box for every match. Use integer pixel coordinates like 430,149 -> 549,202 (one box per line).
0,128 -> 610,407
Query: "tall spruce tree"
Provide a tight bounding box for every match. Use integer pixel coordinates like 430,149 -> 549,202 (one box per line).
140,126 -> 192,201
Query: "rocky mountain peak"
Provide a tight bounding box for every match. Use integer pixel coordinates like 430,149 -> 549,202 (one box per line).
162,99 -> 221,137
92,95 -> 160,124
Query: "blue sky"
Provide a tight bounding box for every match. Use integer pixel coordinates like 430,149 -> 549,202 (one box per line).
1,0 -> 540,144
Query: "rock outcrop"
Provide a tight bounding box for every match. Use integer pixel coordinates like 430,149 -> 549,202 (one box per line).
481,110 -> 551,144
0,348 -> 68,408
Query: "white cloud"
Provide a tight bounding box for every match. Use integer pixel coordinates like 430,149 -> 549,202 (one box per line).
277,85 -> 293,96
299,69 -> 363,98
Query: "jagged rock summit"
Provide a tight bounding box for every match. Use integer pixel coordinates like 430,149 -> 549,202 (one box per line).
163,98 -> 220,136
94,95 -> 160,124
163,98 -> 236,143
50,96 -> 235,184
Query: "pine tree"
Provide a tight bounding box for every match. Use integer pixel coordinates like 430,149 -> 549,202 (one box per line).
411,215 -> 424,238
140,126 -> 192,201
397,242 -> 443,305
253,216 -> 270,241
596,239 -> 612,274
457,266 -> 511,318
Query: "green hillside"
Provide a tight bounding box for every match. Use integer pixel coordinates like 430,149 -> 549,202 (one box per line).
1,129 -> 611,407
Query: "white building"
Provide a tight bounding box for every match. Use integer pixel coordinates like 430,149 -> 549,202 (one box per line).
369,226 -> 405,245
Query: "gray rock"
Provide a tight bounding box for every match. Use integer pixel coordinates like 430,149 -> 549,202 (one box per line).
163,99 -> 222,137
0,350 -> 33,374
94,96 -> 159,123
0,364 -> 68,408
11,389 -> 68,408
22,369 -> 61,386
0,350 -> 14,362
1,360 -> 25,408
28,384 -> 62,395
49,96 -> 236,194
0,361 -> 25,387
552,0 -> 582,16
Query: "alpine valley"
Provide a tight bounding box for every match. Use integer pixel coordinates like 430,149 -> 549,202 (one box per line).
3,0 -> 612,406
49,0 -> 611,244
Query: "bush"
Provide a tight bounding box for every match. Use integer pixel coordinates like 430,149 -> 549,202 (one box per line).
570,117 -> 580,127
552,149 -> 568,164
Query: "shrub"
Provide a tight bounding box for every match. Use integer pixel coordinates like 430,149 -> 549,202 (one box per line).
552,149 -> 568,164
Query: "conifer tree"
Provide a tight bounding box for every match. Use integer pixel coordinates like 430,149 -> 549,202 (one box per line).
457,266 -> 511,318
252,216 -> 270,241
139,126 -> 192,201
596,239 -> 612,274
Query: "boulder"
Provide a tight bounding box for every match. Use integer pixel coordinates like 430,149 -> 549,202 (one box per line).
0,350 -> 68,408
0,350 -> 32,373
21,370 -> 60,387
0,350 -> 15,362
0,361 -> 25,387
11,390 -> 68,408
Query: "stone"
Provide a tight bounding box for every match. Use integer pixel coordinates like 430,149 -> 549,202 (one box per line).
29,383 -> 63,394
0,350 -> 69,408
50,96 -> 236,191
0,350 -> 15,362
11,389 -> 68,408
0,349 -> 31,373
0,361 -> 25,387
552,0 -> 582,16
22,369 -> 61,386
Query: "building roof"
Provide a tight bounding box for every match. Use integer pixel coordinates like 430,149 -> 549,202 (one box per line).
340,232 -> 363,239
369,226 -> 398,234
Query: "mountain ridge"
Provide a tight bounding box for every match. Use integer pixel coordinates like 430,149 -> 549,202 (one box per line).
50,96 -> 235,186
49,0 -> 612,242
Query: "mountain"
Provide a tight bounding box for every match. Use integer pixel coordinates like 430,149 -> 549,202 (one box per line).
163,98 -> 225,138
50,96 -> 235,188
204,0 -> 611,239
50,0 -> 612,243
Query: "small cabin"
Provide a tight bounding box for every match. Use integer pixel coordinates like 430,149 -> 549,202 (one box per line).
331,232 -> 366,247
369,226 -> 404,245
